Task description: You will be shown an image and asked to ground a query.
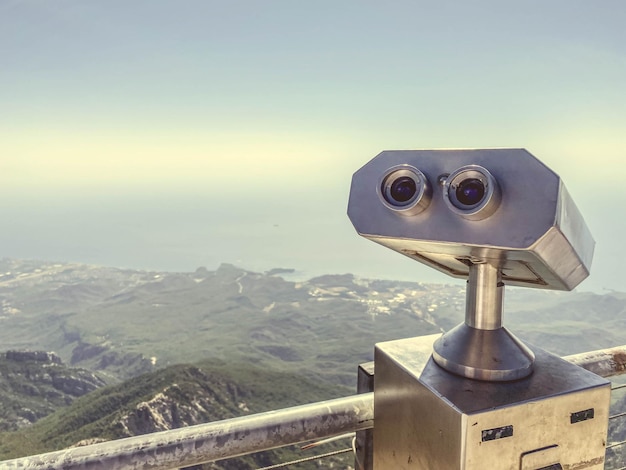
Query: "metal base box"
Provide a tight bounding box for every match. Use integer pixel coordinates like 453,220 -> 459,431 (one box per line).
374,335 -> 611,470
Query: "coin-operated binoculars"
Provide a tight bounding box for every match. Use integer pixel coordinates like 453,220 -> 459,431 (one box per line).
348,149 -> 609,469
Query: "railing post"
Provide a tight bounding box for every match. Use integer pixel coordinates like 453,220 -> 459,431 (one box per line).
355,362 -> 375,470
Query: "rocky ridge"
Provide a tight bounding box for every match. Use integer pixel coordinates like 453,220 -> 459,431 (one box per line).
0,360 -> 351,469
0,350 -> 107,431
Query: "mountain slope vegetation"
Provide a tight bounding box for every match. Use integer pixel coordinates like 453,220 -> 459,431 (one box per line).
0,359 -> 350,469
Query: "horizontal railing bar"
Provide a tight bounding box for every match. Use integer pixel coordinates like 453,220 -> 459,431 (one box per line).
256,447 -> 354,470
606,438 -> 626,450
610,410 -> 626,421
563,346 -> 626,378
0,392 -> 374,470
5,344 -> 626,470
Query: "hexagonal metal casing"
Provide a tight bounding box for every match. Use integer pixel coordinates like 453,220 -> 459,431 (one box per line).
347,148 -> 594,290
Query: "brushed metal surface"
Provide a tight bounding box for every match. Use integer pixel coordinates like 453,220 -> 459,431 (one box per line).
464,262 -> 503,330
432,324 -> 535,381
347,148 -> 594,290
374,335 -> 610,470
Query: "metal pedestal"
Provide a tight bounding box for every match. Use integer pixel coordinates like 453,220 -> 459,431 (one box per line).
374,334 -> 611,470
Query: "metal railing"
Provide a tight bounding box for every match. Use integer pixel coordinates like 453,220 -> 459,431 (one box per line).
3,346 -> 626,470
607,382 -> 626,470
0,394 -> 373,470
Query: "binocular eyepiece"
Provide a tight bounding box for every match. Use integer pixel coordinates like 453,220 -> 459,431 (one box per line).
380,165 -> 431,215
380,164 -> 501,221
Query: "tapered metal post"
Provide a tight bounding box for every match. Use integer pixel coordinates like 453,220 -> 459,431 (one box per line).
433,261 -> 535,381
465,262 -> 503,330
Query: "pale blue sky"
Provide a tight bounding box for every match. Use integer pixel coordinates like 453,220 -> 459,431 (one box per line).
0,1 -> 624,292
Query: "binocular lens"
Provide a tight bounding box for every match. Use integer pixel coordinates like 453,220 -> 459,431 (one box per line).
380,166 -> 431,215
444,165 -> 500,220
456,178 -> 485,207
390,176 -> 417,204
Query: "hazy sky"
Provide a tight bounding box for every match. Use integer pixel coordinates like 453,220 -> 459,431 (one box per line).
1,1 -> 625,292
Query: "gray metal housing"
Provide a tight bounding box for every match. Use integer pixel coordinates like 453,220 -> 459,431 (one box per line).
374,335 -> 610,469
347,148 -> 594,290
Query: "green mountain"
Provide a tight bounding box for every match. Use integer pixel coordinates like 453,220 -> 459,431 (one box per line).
0,259 -> 452,386
0,359 -> 350,469
3,258 -> 625,388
